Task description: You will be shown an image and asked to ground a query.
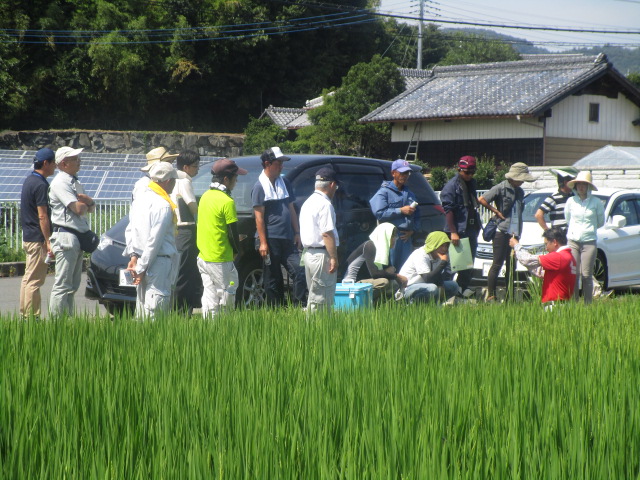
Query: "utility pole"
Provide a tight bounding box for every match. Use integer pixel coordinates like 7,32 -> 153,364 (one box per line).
417,0 -> 424,69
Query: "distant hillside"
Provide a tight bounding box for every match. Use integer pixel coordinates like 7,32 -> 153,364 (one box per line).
442,28 -> 640,74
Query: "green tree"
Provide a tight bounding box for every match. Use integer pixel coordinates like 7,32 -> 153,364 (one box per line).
243,116 -> 289,155
288,54 -> 405,157
628,72 -> 640,89
439,32 -> 520,66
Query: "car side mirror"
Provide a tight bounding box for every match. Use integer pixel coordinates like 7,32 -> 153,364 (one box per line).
606,214 -> 627,229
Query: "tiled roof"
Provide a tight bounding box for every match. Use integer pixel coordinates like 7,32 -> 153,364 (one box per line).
361,54 -> 632,123
263,106 -> 305,128
398,67 -> 433,90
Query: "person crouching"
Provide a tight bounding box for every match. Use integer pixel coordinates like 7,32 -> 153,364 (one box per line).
398,231 -> 459,303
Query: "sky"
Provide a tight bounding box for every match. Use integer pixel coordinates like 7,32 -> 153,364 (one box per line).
377,0 -> 640,52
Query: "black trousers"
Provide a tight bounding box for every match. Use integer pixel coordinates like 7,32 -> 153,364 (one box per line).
487,231 -> 517,298
260,237 -> 307,307
175,226 -> 203,312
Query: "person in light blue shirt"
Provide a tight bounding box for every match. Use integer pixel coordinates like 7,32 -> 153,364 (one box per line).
369,159 -> 420,271
564,171 -> 605,304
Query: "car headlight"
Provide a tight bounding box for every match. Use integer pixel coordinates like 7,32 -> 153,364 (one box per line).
97,235 -> 114,251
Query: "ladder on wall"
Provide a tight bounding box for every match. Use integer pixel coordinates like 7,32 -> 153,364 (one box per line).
404,122 -> 422,162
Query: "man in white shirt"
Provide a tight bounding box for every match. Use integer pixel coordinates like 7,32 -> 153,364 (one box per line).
170,150 -> 202,314
398,231 -> 459,303
126,162 -> 179,320
48,146 -> 95,316
299,167 -> 340,312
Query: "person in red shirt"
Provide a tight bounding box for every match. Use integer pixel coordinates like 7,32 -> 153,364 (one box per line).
509,226 -> 576,306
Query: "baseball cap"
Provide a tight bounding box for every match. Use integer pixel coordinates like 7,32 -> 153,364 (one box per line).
149,162 -> 179,182
211,158 -> 248,177
391,159 -> 412,173
458,155 -> 477,171
55,147 -> 84,165
261,146 -> 290,164
315,167 -> 338,182
34,148 -> 55,165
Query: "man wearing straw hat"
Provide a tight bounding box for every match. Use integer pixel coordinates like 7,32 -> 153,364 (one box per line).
478,162 -> 536,302
126,162 -> 180,319
131,146 -> 179,202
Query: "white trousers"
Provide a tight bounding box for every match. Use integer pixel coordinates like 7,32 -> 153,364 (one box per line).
303,249 -> 337,313
197,258 -> 238,318
135,255 -> 179,320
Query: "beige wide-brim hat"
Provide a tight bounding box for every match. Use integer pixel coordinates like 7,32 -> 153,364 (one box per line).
567,170 -> 598,191
141,147 -> 179,172
505,162 -> 536,182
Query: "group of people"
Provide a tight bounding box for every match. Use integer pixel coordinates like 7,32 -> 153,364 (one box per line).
441,155 -> 604,307
19,144 -> 604,320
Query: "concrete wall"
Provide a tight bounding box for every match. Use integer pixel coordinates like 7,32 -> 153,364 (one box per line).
0,130 -> 245,157
528,166 -> 640,190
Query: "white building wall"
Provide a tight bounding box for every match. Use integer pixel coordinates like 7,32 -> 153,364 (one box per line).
391,118 -> 543,142
546,93 -> 640,141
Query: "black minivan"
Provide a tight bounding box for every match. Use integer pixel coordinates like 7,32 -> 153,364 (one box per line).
85,154 -> 445,313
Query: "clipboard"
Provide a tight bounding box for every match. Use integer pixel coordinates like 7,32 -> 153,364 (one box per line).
448,237 -> 474,272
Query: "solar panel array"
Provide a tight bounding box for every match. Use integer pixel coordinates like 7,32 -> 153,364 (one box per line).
0,150 -> 219,201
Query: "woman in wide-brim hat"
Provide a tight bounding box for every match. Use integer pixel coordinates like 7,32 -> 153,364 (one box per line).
478,162 -> 537,301
564,170 -> 604,304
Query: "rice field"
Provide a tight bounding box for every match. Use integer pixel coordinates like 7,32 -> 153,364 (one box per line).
2,297 -> 640,479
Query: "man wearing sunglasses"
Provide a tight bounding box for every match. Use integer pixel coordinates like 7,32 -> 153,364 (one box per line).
439,155 -> 481,296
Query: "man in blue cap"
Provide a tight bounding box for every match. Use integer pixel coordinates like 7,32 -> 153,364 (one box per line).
369,159 -> 421,271
19,148 -> 57,319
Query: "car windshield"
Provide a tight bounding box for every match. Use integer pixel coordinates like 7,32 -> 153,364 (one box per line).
523,191 -> 608,222
191,161 -> 276,214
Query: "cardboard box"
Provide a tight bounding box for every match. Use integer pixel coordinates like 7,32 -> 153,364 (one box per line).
334,282 -> 373,310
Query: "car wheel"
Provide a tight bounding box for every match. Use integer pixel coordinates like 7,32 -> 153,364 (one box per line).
594,252 -> 608,291
238,260 -> 265,308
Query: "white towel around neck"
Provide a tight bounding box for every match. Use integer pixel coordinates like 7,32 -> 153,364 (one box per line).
258,170 -> 289,201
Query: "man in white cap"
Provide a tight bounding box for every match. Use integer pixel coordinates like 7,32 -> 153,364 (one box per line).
48,146 -> 95,316
131,146 -> 179,202
251,146 -> 306,307
126,161 -> 179,320
125,146 -> 179,263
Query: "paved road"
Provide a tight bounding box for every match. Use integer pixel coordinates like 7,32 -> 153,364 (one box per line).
0,273 -> 107,318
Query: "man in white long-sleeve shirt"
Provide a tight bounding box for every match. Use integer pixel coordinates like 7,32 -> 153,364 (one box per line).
126,162 -> 179,319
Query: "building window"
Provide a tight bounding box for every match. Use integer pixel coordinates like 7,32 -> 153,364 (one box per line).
589,103 -> 600,123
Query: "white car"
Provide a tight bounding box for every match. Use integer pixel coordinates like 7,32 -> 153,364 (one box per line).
473,187 -> 640,289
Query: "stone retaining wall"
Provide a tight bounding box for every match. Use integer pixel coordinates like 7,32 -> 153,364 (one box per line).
0,130 -> 245,157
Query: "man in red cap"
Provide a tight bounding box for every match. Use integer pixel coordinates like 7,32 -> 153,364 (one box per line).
439,155 -> 481,296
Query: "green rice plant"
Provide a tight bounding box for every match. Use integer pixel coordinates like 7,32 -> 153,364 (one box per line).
2,298 -> 640,478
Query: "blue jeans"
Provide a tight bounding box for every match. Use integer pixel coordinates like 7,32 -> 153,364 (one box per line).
260,237 -> 307,306
404,280 -> 459,303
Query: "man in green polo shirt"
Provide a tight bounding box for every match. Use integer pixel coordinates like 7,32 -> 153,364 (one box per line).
197,158 -> 248,318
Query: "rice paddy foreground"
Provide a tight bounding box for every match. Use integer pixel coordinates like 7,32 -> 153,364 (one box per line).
2,298 -> 639,478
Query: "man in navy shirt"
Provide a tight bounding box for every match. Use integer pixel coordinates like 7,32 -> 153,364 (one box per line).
251,147 -> 306,306
20,148 -> 57,319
